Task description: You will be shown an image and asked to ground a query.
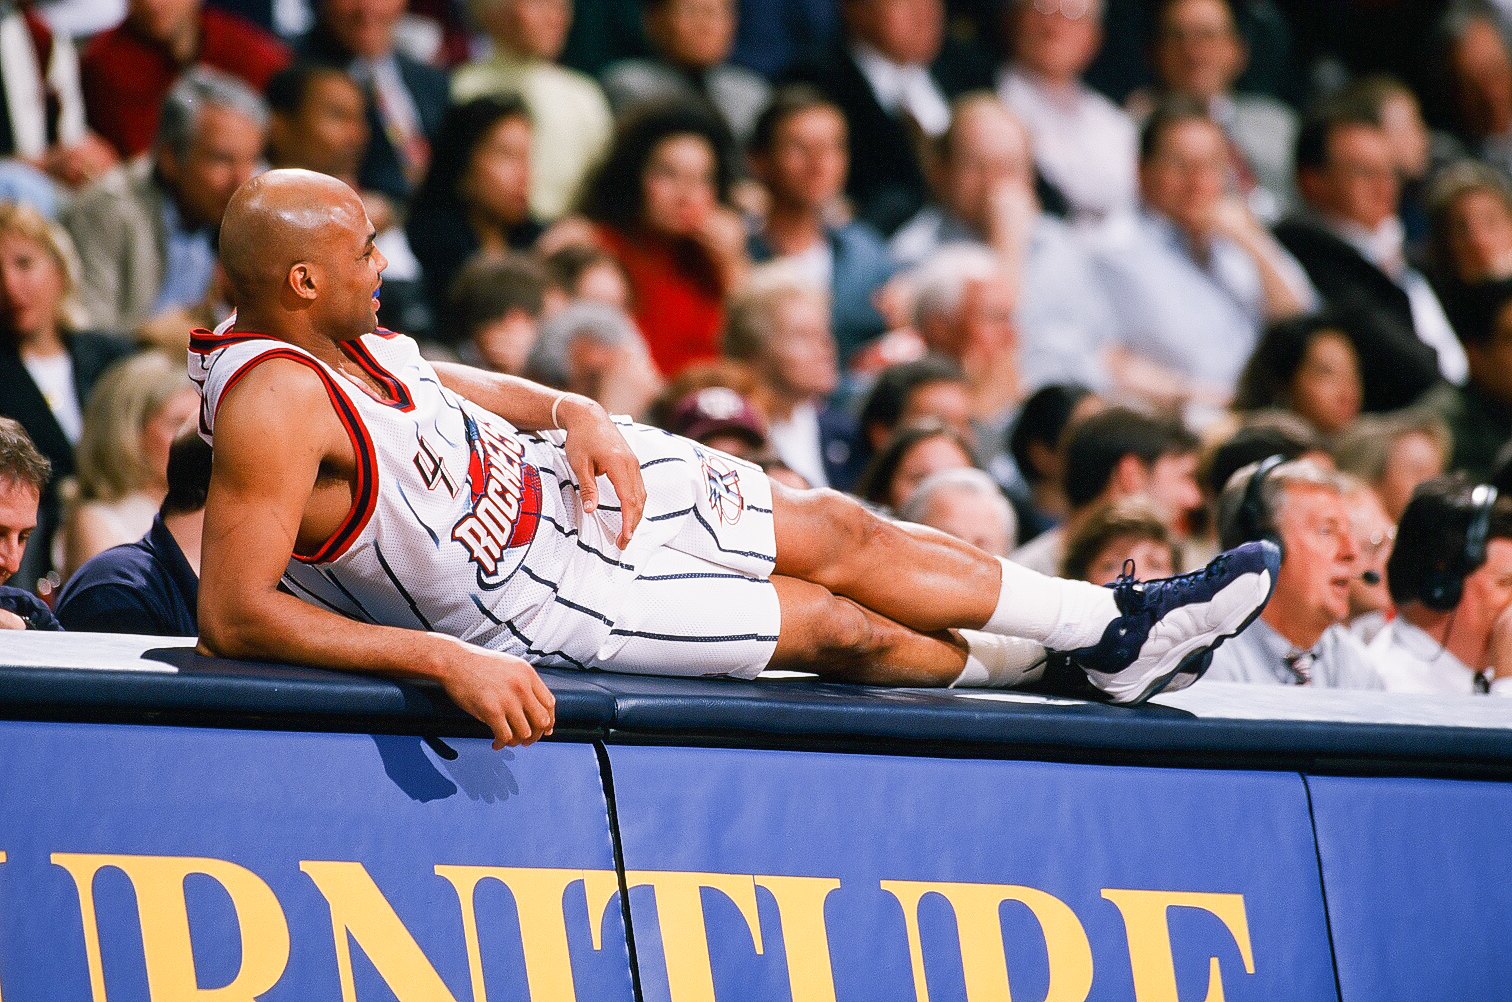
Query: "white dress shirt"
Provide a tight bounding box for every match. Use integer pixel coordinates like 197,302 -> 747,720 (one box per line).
1206,618 -> 1385,689
767,402 -> 830,490
1369,618 -> 1512,696
850,42 -> 950,138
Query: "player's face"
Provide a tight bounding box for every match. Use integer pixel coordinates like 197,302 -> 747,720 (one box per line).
321,208 -> 388,341
0,479 -> 39,585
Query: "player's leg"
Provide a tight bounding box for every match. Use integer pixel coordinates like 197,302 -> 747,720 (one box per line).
768,576 -> 1050,688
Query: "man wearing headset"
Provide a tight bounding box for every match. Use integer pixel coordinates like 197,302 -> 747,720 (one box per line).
1370,477 -> 1512,695
1207,456 -> 1385,688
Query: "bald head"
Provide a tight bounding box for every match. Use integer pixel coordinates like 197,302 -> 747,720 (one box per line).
220,169 -> 367,305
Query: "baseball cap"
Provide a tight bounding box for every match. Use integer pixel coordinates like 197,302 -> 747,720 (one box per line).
668,387 -> 768,449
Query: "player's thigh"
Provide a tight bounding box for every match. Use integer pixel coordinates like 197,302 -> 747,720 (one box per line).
768,574 -> 873,670
769,479 -> 881,582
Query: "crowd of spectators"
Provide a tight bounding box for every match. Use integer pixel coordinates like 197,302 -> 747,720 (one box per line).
6,0 -> 1512,700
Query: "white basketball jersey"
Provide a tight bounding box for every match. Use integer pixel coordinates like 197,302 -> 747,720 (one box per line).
190,324 -> 623,665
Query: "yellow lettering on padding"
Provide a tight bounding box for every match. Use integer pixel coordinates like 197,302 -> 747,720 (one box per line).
51,853 -> 289,1002
753,876 -> 841,1002
880,880 -> 1094,1002
623,870 -> 764,1002
1101,889 -> 1254,1002
435,865 -> 620,1002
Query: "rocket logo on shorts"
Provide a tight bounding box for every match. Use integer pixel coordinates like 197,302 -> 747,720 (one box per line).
697,448 -> 746,525
450,411 -> 543,588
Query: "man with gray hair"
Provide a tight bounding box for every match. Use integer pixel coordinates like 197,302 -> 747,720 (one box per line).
527,300 -> 662,420
899,467 -> 1018,557
1207,457 -> 1384,688
65,67 -> 267,333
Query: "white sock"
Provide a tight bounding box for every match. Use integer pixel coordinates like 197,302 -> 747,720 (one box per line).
952,631 -> 1049,688
983,557 -> 1120,652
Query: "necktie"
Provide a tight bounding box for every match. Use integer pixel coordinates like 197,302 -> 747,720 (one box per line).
1284,649 -> 1315,686
1475,670 -> 1492,694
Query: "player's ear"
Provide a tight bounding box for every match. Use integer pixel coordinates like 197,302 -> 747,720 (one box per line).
288,262 -> 318,301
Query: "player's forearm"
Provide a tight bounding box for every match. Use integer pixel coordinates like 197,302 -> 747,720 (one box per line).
433,363 -> 604,432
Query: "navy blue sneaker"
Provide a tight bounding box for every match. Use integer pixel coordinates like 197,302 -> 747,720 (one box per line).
1066,540 -> 1280,705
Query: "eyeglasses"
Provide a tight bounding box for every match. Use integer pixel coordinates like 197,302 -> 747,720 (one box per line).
1356,527 -> 1397,559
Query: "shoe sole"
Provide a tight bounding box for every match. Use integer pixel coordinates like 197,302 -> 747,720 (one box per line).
1088,567 -> 1277,707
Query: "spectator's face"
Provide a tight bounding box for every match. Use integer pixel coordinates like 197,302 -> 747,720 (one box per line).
920,488 -> 1012,555
1378,91 -> 1431,182
0,478 -> 38,585
943,110 -> 1034,233
161,105 -> 264,229
1446,187 -> 1512,283
276,74 -> 369,179
1140,117 -> 1227,232
143,389 -> 200,491
960,273 -> 1017,361
0,231 -> 66,341
464,115 -> 533,227
650,0 -> 735,70
1345,487 -> 1393,617
1469,300 -> 1512,403
640,134 -> 718,237
1451,16 -> 1512,139
898,379 -> 973,446
574,261 -> 631,309
1378,430 -> 1446,522
1084,534 -> 1175,585
474,309 -> 537,374
844,0 -> 942,66
498,0 -> 572,61
323,0 -> 404,58
128,0 -> 201,43
1463,538 -> 1512,638
1010,0 -> 1102,84
766,293 -> 838,400
1153,0 -> 1243,100
756,106 -> 848,212
1306,125 -> 1400,230
889,434 -> 973,510
1289,330 -> 1362,436
1142,451 -> 1202,525
1272,484 -> 1358,631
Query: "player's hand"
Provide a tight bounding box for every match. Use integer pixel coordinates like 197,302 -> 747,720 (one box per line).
558,395 -> 646,549
436,641 -> 556,748
1488,602 -> 1512,682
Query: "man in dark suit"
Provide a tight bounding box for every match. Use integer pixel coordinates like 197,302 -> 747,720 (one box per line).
1274,108 -> 1457,412
784,0 -> 993,235
299,0 -> 449,202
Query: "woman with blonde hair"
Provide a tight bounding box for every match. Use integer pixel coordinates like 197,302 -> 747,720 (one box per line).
0,200 -> 132,589
59,351 -> 198,579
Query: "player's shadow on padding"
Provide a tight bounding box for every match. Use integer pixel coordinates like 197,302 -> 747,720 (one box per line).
372,735 -> 519,804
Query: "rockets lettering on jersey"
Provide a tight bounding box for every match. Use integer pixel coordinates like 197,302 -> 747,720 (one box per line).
449,410 -> 543,589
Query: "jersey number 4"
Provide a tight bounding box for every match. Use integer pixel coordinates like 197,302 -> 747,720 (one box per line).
413,436 -> 458,497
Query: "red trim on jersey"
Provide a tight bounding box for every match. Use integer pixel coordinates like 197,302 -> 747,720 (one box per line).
189,327 -> 277,356
372,327 -> 402,339
216,348 -> 379,565
340,337 -> 415,411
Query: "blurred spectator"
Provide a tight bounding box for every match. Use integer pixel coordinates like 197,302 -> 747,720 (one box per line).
1201,409 -> 1326,501
1435,5 -> 1512,180
1232,311 -> 1364,438
1276,108 -> 1464,407
1128,0 -> 1298,221
1332,409 -> 1451,521
729,0 -> 839,79
891,95 -> 1115,391
645,356 -> 761,428
664,384 -> 768,459
1425,160 -> 1512,299
1209,457 -> 1384,688
1060,495 -> 1180,584
757,454 -> 812,490
1373,475 -> 1512,694
265,63 -> 369,188
854,420 -> 977,513
998,0 -> 1138,223
1340,474 -> 1395,644
81,0 -> 289,159
407,95 -> 541,326
1006,381 -> 1102,541
528,299 -> 661,418
55,431 -> 209,635
0,417 -> 58,629
0,0 -> 117,201
1093,98 -> 1315,412
63,68 -> 265,334
856,354 -> 973,454
457,0 -> 611,222
602,0 -> 770,144
301,0 -> 449,201
898,466 -> 1017,555
784,0 -> 993,235
1011,405 -> 1200,576
60,351 -> 197,579
542,243 -> 632,310
575,100 -> 747,377
1436,277 -> 1512,480
445,253 -> 547,371
722,265 -> 863,489
746,85 -> 894,360
0,201 -> 132,591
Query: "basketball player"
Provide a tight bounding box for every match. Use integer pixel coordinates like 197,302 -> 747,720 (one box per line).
196,170 -> 1279,748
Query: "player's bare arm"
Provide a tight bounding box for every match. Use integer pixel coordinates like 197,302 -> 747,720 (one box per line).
198,357 -> 555,747
433,362 -> 647,547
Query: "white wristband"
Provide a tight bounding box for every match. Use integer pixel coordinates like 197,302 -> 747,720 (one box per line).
550,393 -> 568,430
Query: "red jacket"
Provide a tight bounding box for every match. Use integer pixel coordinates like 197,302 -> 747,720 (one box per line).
596,224 -> 725,378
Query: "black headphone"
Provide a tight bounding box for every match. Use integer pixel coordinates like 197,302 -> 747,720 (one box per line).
1226,453 -> 1288,554
1418,483 -> 1499,611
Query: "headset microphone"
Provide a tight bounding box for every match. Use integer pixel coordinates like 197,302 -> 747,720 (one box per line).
1361,570 -> 1381,586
